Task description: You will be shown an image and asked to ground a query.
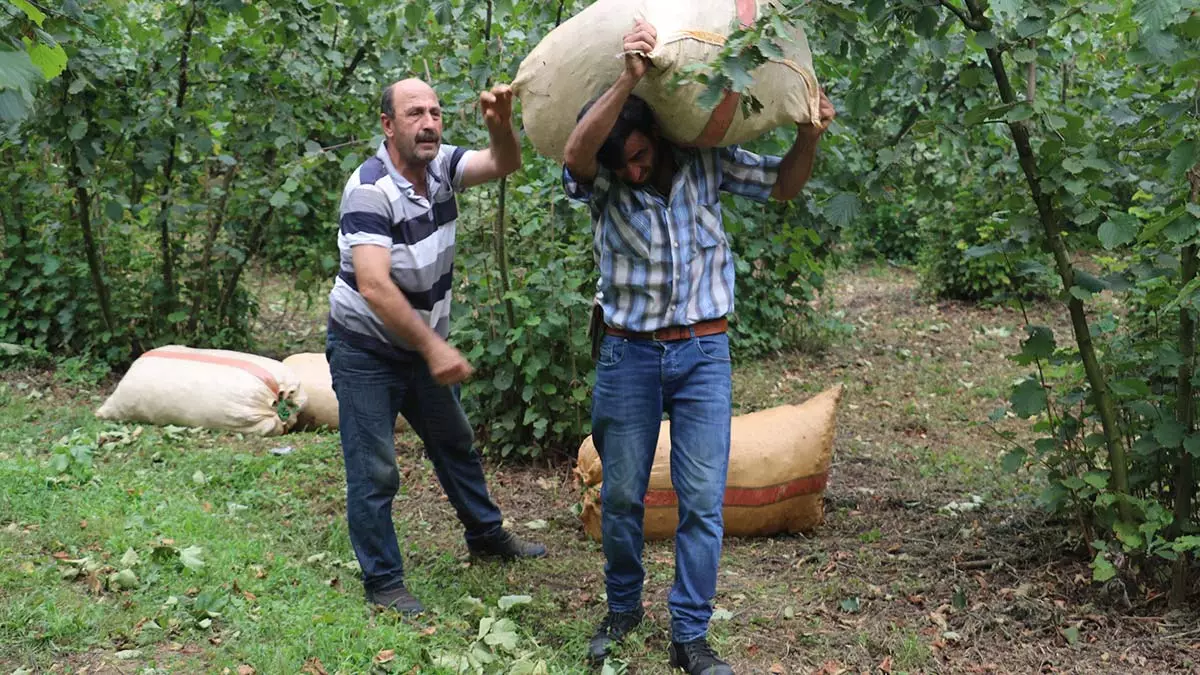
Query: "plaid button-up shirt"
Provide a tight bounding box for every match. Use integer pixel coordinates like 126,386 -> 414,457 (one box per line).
564,145 -> 781,332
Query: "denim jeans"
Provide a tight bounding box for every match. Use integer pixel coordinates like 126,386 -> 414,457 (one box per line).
326,331 -> 503,593
592,331 -> 733,643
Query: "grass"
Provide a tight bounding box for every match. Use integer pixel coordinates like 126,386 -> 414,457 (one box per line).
2,263 -> 1199,673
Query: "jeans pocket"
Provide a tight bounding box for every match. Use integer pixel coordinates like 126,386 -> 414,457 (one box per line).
597,336 -> 626,367
694,334 -> 731,363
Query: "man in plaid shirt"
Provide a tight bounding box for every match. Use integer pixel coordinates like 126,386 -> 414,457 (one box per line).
562,19 -> 836,674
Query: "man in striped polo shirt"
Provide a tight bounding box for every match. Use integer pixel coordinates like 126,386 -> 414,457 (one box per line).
562,20 -> 836,673
327,78 -> 545,615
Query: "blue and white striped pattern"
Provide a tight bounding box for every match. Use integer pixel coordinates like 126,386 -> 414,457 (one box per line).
328,141 -> 473,359
564,146 -> 781,332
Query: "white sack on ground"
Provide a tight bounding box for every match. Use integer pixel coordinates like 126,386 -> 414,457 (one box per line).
282,353 -> 405,432
96,346 -> 306,436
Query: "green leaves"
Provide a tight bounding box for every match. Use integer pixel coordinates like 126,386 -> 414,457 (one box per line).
0,49 -> 42,91
1097,213 -> 1138,249
28,43 -> 68,81
1133,0 -> 1185,31
914,7 -> 940,37
971,31 -> 999,50
180,545 -> 205,572
1154,420 -> 1186,448
1092,551 -> 1117,582
1001,447 -> 1027,473
1020,325 -> 1055,360
497,595 -> 532,610
1010,378 -> 1047,418
1167,139 -> 1200,178
12,0 -> 46,25
824,193 -> 862,229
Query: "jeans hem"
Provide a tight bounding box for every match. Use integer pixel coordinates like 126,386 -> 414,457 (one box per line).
671,627 -> 708,643
364,574 -> 407,594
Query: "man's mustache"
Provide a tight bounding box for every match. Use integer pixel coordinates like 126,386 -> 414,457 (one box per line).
415,131 -> 440,143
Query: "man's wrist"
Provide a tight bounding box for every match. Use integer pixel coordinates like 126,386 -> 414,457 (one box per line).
616,70 -> 642,88
797,122 -> 825,142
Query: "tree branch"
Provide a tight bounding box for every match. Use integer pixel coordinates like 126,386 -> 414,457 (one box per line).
336,41 -> 373,90
937,0 -> 987,31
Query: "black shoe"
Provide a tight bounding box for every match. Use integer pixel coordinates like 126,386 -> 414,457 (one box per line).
669,638 -> 734,675
587,609 -> 644,663
467,529 -> 547,561
366,584 -> 424,615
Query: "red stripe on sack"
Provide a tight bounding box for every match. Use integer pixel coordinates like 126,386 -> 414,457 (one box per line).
143,349 -> 281,397
693,91 -> 742,147
644,471 -> 829,508
735,0 -> 757,27
691,2 -> 759,146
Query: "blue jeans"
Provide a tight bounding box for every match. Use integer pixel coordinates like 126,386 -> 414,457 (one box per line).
592,331 -> 733,643
327,331 -> 503,593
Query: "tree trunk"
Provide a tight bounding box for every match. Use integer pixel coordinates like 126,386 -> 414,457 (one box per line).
155,0 -> 200,317
187,165 -> 237,337
216,205 -> 274,328
68,143 -> 121,352
1169,165 -> 1200,608
336,40 -> 374,90
958,0 -> 1132,522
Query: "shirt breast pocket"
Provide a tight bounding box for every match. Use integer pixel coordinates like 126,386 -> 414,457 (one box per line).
606,208 -> 655,259
694,193 -> 726,249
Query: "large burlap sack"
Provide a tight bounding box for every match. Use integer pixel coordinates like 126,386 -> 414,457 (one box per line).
96,346 -> 306,436
282,353 -> 405,432
576,385 -> 841,540
512,0 -> 822,162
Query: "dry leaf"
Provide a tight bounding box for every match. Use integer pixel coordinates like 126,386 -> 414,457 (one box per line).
929,610 -> 949,630
375,649 -> 396,664
79,520 -> 88,529
301,658 -> 329,675
811,661 -> 846,675
878,655 -> 893,673
236,666 -> 255,675
420,626 -> 437,636
243,591 -> 257,602
770,663 -> 786,674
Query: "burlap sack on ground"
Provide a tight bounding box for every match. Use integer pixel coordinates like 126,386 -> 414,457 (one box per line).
513,0 -> 822,162
282,353 -> 404,432
96,346 -> 306,436
576,385 -> 841,540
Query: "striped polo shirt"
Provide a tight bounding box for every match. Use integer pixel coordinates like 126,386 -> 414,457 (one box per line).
328,141 -> 474,361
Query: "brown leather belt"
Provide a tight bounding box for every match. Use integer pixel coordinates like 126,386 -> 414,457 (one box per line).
605,317 -> 728,342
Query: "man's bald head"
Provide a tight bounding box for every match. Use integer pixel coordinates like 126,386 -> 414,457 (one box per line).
381,78 -> 437,118
380,77 -> 444,168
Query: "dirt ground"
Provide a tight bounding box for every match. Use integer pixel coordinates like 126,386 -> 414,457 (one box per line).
383,265 -> 1200,673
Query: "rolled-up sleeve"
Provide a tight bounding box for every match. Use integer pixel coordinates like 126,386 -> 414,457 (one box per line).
563,165 -> 612,210
718,146 -> 782,203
